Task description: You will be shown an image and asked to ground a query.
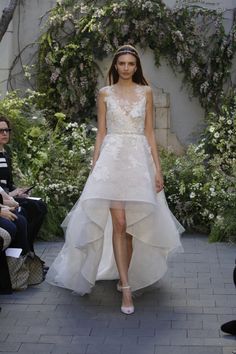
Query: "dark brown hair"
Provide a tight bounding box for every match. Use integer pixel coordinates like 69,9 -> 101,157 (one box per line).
0,115 -> 10,128
108,45 -> 149,86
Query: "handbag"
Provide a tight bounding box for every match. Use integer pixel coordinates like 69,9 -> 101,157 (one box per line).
7,254 -> 44,290
7,255 -> 29,290
26,255 -> 44,286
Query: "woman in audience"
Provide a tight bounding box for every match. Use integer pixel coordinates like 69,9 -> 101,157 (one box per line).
0,115 -> 47,254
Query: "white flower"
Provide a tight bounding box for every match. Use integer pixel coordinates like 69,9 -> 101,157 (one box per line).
219,116 -> 225,121
216,215 -> 223,222
80,95 -> 87,106
80,5 -> 88,13
214,132 -> 220,138
190,192 -> 196,198
200,81 -> 209,93
190,65 -> 199,78
202,209 -> 209,216
209,126 -> 215,133
177,52 -> 185,64
174,30 -> 184,41
227,119 -> 232,125
142,1 -> 153,10
68,185 -> 73,192
228,130 -> 233,134
80,148 -> 86,155
50,68 -> 60,83
210,187 -> 216,196
209,213 -> 214,220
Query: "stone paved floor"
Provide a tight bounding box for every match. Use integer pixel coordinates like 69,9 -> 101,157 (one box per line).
0,234 -> 236,354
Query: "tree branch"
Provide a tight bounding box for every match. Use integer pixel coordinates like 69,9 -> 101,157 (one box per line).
0,0 -> 18,42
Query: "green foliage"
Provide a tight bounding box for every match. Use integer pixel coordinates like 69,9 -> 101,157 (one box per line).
18,118 -> 95,239
162,93 -> 236,242
37,0 -> 236,122
0,90 -> 46,154
0,90 -> 235,242
0,92 -> 96,239
1,0 -> 235,242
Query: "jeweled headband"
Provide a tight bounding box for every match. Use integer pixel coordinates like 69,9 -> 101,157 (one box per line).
115,47 -> 139,58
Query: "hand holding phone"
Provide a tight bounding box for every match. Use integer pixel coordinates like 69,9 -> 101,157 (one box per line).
23,185 -> 35,194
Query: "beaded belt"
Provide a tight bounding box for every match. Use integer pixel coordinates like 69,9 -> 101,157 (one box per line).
107,132 -> 144,135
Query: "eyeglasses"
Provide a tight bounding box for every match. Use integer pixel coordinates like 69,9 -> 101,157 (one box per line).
0,128 -> 11,134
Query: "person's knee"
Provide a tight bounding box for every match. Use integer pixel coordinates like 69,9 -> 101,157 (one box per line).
0,219 -> 17,239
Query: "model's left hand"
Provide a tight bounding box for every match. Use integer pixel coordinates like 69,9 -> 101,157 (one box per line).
155,172 -> 164,192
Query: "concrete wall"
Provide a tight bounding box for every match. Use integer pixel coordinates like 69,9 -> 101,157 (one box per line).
0,0 -> 14,95
0,0 -> 235,148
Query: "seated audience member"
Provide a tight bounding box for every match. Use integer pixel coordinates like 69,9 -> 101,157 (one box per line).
0,116 -> 47,254
0,226 -> 12,294
220,259 -> 236,336
0,191 -> 30,255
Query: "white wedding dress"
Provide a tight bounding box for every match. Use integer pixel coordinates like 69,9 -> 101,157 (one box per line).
46,84 -> 184,294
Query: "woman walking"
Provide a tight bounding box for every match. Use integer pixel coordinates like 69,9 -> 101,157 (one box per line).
46,45 -> 184,314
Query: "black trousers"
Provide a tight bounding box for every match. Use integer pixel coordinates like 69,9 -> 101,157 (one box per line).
0,248 -> 12,294
16,198 -> 47,252
0,212 -> 30,255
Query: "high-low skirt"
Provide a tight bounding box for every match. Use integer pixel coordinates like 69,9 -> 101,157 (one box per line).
46,133 -> 184,294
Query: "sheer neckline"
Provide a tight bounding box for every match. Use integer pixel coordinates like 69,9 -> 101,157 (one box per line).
110,84 -> 145,116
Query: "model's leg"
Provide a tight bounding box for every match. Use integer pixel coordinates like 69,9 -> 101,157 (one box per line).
117,233 -> 133,289
126,233 -> 133,268
110,208 -> 133,311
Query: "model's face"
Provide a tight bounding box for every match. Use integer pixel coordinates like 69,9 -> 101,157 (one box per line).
0,121 -> 10,147
115,54 -> 137,80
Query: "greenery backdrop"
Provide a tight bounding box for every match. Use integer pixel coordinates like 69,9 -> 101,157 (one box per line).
0,0 -> 235,241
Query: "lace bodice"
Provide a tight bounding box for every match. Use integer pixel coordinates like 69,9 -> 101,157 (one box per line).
102,85 -> 147,135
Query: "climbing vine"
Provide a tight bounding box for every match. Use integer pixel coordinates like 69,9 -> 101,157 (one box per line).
37,0 -> 236,122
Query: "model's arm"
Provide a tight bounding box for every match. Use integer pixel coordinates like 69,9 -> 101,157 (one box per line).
92,89 -> 107,169
144,87 -> 164,192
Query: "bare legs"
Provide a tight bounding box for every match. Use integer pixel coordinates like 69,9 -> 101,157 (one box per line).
126,233 -> 133,269
110,207 -> 133,310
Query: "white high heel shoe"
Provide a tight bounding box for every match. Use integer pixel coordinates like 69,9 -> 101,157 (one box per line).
120,285 -> 134,315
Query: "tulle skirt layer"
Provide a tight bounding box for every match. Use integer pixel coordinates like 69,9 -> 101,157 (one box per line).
46,134 -> 184,294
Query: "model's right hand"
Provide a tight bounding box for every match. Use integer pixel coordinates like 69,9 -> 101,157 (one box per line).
0,208 -> 18,221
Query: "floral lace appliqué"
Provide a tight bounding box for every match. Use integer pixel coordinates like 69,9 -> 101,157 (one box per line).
128,155 -> 143,168
102,135 -> 123,159
104,85 -> 147,135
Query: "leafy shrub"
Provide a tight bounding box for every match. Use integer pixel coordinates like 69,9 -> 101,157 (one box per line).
0,91 -> 96,239
162,93 -> 236,242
